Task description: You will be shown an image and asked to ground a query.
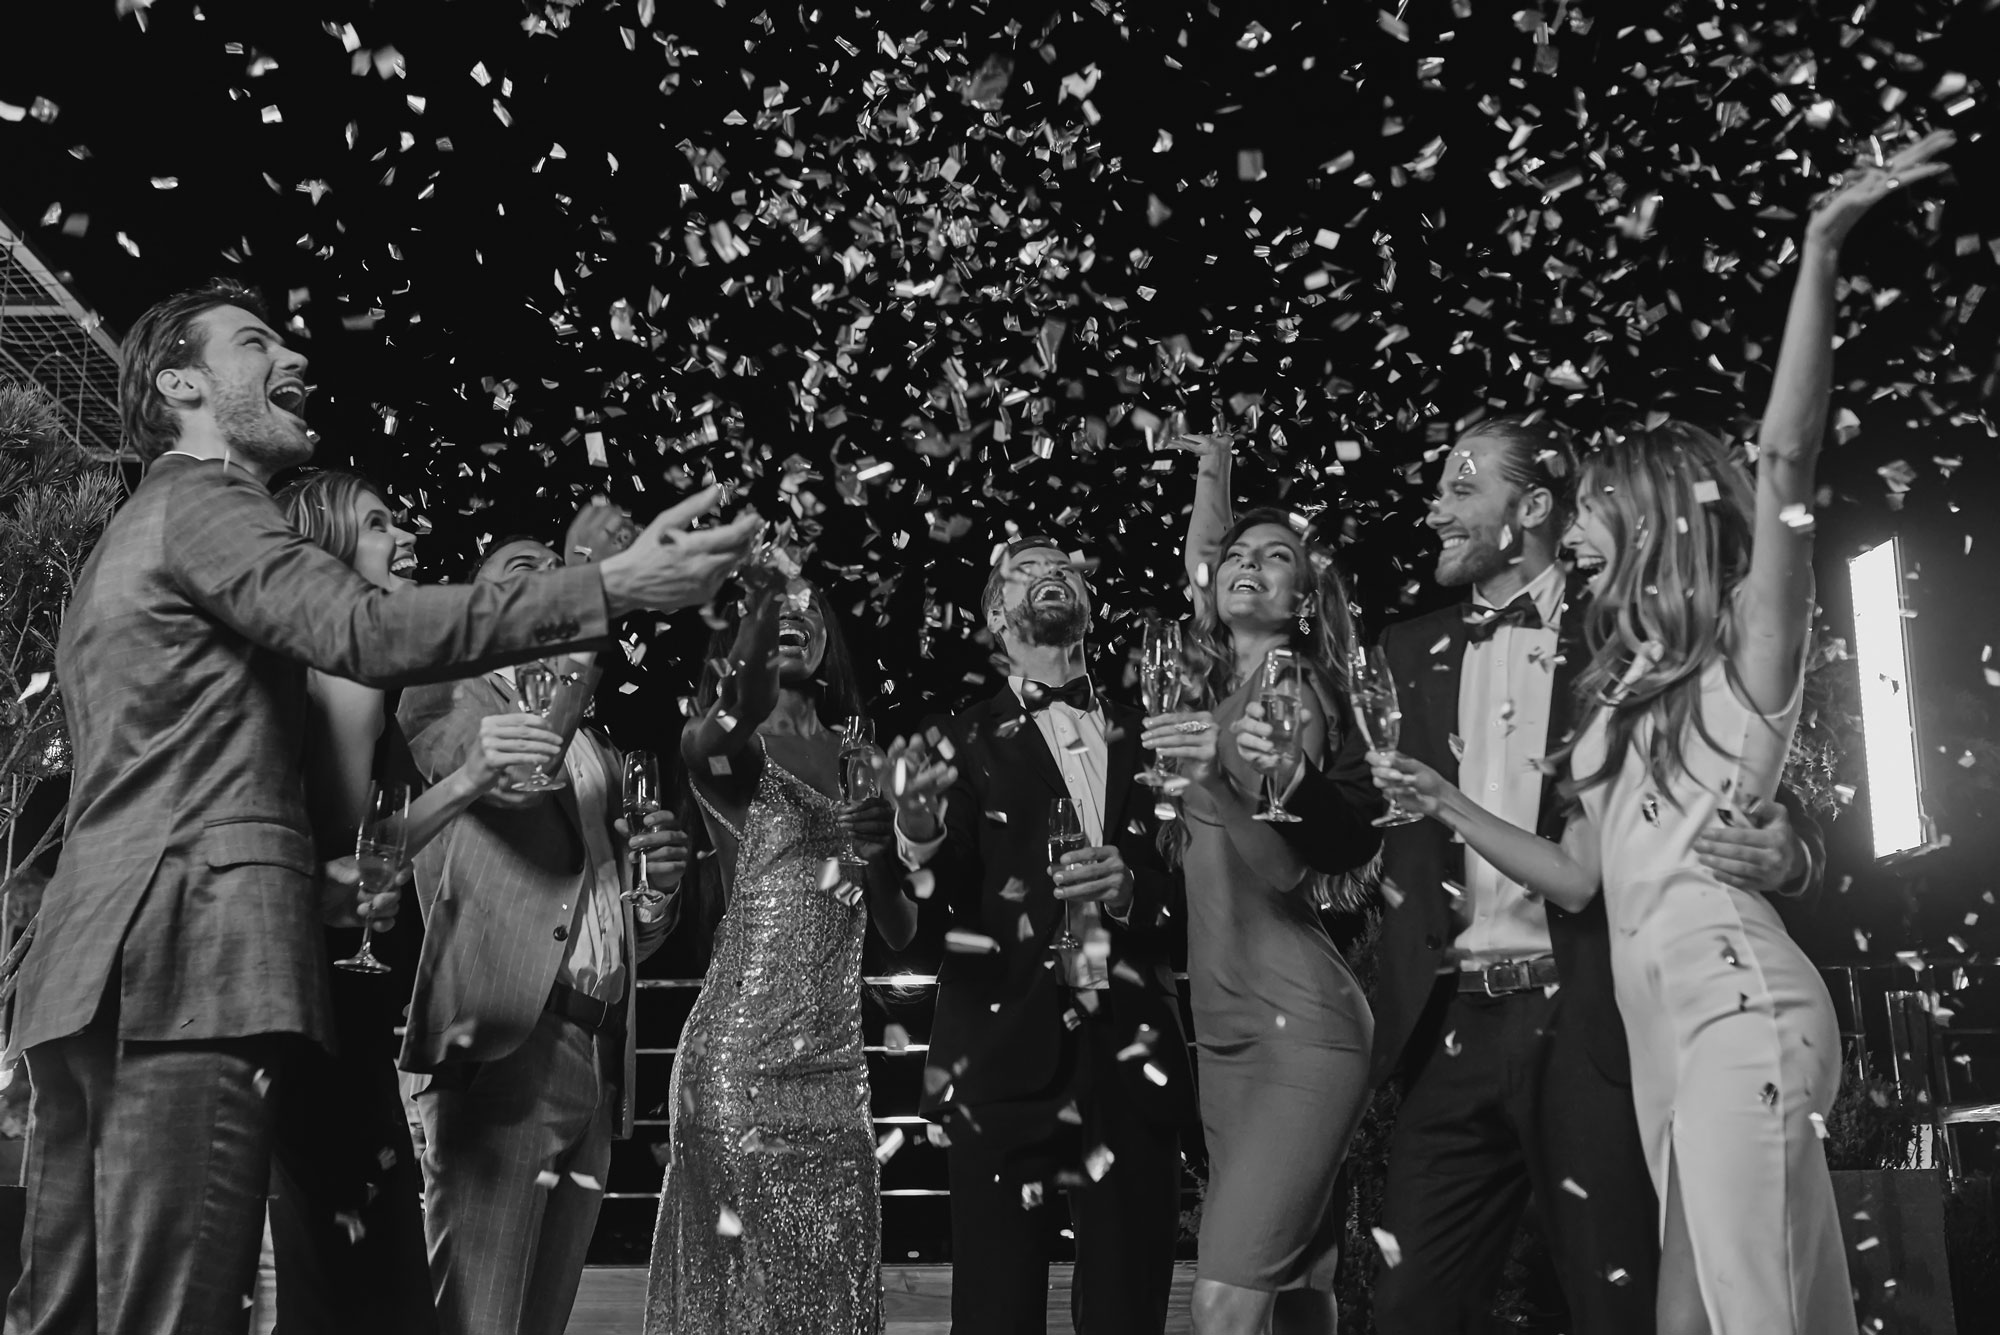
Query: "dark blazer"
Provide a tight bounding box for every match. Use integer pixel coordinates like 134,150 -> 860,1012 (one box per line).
1360,591 -> 1826,1091
10,455 -> 608,1058
915,685 -> 1196,1133
396,673 -> 666,1138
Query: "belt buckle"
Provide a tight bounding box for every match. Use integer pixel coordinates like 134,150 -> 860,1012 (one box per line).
1484,961 -> 1525,997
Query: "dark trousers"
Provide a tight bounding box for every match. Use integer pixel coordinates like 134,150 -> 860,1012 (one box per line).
1373,989 -> 1659,1335
944,997 -> 1182,1335
6,1023 -> 285,1335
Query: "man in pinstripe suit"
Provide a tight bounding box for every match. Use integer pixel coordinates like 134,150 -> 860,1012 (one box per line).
394,537 -> 685,1335
3,284 -> 756,1335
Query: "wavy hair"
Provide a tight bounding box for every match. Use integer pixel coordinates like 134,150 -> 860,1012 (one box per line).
1554,422 -> 1764,806
273,469 -> 382,567
119,280 -> 270,463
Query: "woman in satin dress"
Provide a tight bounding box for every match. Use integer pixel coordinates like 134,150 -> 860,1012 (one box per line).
1144,494 -> 1383,1335
645,563 -> 915,1334
1370,134 -> 1954,1335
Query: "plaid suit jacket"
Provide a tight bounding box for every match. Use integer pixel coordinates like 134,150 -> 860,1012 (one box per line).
8,455 -> 611,1057
395,672 -> 666,1139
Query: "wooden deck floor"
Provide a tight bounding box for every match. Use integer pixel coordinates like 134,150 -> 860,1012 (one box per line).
567,1264 -> 1198,1334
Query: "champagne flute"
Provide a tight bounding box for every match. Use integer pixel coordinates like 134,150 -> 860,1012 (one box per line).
1352,645 -> 1425,827
1047,797 -> 1086,950
506,661 -> 571,793
837,716 -> 884,882
622,749 -> 660,901
1138,618 -> 1185,788
1253,648 -> 1304,823
335,782 -> 409,975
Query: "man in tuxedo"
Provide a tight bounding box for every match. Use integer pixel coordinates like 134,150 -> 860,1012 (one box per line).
1349,418 -> 1825,1334
885,537 -> 1195,1335
3,283 -> 756,1335
395,537 -> 687,1335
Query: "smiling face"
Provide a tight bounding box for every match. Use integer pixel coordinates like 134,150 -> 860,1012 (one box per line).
1426,431 -> 1531,588
774,578 -> 830,683
1215,522 -> 1308,633
348,489 -> 418,592
987,545 -> 1091,649
177,305 -> 315,474
477,539 -> 562,585
1563,494 -> 1618,597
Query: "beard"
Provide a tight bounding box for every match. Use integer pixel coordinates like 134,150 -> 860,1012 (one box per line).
212,375 -> 314,474
1004,593 -> 1087,648
1434,532 -> 1509,588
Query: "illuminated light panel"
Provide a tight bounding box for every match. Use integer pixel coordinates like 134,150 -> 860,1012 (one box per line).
1848,538 -> 1927,859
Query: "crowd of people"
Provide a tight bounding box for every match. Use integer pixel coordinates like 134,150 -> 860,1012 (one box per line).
0,128 -> 1953,1335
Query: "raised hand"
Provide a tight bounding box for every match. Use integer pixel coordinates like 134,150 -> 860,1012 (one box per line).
836,796 -> 896,862
1229,700 -> 1289,777
598,485 -> 764,616
877,733 -> 957,843
1052,844 -> 1134,911
1365,749 -> 1452,820
1167,432 -> 1234,460
1807,129 -> 1954,250
565,497 -> 640,566
463,712 -> 566,793
616,808 -> 692,892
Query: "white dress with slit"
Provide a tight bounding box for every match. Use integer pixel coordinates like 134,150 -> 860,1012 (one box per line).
1570,647 -> 1853,1335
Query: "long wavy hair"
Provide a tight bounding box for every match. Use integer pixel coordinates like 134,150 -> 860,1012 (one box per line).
1553,422 -> 1765,806
273,468 -> 383,568
675,579 -> 867,958
1173,507 -> 1373,909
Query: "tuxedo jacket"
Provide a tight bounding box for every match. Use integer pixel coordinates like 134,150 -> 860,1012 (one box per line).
10,455 -> 607,1058
915,685 -> 1196,1132
1353,593 -> 1826,1091
396,673 -> 666,1138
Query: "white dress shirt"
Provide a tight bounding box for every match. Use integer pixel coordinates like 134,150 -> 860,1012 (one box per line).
1453,563 -> 1566,969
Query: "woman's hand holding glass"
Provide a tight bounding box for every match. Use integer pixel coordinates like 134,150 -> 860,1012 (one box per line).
1138,711 -> 1217,785
876,733 -> 958,844
1230,700 -> 1300,786
1366,750 -> 1454,821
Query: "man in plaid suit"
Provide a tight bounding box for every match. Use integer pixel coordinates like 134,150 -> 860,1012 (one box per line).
3,283 -> 757,1335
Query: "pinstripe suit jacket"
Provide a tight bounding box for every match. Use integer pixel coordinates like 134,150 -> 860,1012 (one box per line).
395,673 -> 666,1139
7,455 -> 610,1058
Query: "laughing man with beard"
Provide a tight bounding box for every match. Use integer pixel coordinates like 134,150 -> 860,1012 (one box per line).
884,538 -> 1196,1335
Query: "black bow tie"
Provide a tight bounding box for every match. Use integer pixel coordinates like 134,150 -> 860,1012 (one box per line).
1464,596 -> 1544,644
1020,678 -> 1095,713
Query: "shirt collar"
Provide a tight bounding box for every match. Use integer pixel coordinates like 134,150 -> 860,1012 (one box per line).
1471,559 -> 1566,623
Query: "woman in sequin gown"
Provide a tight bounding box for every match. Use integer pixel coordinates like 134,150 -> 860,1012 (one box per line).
1370,140 -> 1953,1335
645,565 -> 915,1335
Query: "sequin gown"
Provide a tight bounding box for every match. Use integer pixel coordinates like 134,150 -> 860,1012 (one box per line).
1571,649 -> 1852,1334
644,750 -> 881,1334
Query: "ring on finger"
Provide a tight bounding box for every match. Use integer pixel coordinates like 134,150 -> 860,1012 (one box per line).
1886,177 -> 1901,190
1177,719 -> 1210,734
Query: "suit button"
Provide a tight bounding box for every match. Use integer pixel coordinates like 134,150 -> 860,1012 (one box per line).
554,925 -> 569,942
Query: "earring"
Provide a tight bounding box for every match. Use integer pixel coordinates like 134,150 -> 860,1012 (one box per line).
1298,603 -> 1314,638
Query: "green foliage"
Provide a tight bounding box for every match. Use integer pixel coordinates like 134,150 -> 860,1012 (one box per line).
0,378 -> 123,884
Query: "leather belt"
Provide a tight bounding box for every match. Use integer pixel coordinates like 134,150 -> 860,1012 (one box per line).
1457,956 -> 1560,997
546,981 -> 617,1034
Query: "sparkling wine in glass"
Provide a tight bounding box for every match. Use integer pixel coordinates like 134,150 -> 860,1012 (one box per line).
837,716 -> 884,882
506,661 -> 571,793
1138,618 -> 1185,788
1253,648 -> 1305,823
622,749 -> 660,901
1352,646 -> 1425,827
335,782 -> 409,975
1047,797 -> 1086,950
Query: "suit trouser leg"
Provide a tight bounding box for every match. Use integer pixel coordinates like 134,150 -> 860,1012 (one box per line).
1523,1000 -> 1659,1335
8,1026 -> 281,1335
413,1012 -> 606,1335
1067,1012 -> 1179,1335
945,1128 -> 1057,1335
1372,994 -> 1536,1335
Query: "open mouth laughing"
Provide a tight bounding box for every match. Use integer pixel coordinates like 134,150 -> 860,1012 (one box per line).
389,552 -> 418,580
268,380 -> 312,419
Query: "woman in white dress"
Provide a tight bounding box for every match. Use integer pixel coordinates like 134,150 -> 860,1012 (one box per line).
1368,132 -> 1954,1335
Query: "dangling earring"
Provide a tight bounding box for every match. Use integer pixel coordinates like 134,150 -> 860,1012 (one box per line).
1297,600 -> 1314,639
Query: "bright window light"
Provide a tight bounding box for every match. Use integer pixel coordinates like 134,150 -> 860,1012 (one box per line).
1849,538 -> 1927,859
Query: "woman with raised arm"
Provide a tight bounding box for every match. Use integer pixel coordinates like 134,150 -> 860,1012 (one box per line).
1143,434 -> 1385,1335
645,560 -> 914,1335
1370,133 -> 1954,1335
